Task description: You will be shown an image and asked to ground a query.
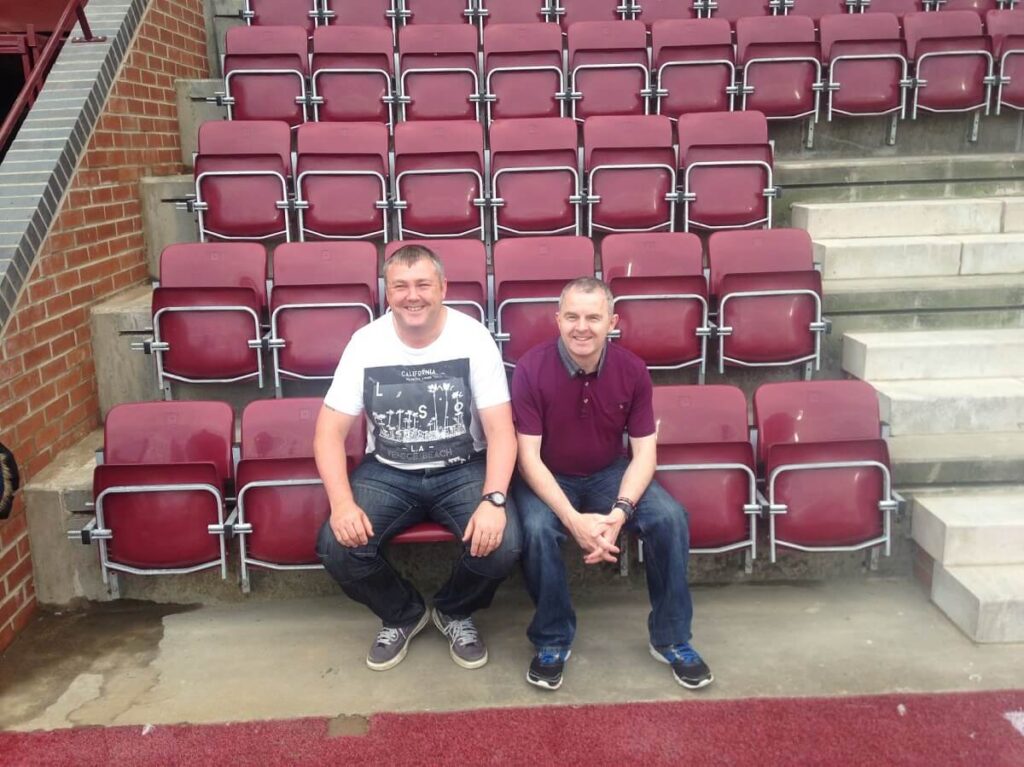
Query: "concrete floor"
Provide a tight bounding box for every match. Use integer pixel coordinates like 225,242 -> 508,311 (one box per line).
1,577 -> 1022,732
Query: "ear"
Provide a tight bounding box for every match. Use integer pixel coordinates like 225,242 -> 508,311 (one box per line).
608,312 -> 619,333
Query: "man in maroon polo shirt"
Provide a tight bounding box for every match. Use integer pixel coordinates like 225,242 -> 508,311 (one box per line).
511,276 -> 713,692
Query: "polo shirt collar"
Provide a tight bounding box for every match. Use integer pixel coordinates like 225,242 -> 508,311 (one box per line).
557,338 -> 607,378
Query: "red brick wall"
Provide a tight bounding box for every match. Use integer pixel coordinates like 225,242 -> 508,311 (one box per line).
0,0 -> 209,653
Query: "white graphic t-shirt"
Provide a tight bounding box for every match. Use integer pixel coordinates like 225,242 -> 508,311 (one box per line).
324,309 -> 510,470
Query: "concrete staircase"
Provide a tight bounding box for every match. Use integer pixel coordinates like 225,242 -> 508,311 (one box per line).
794,197 -> 1024,643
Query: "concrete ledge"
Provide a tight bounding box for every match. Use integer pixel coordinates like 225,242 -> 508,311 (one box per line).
140,175 -> 198,278
932,563 -> 1024,643
889,432 -> 1024,486
874,377 -> 1024,436
792,199 -> 1005,239
175,79 -> 226,169
912,488 -> 1024,566
823,274 -> 1024,315
842,329 -> 1024,380
1004,197 -> 1024,233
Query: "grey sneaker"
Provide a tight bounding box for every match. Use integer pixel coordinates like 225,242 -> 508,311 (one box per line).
366,610 -> 430,671
432,607 -> 488,669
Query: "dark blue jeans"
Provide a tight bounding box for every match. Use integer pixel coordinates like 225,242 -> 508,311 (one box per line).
317,455 -> 521,627
512,459 -> 693,652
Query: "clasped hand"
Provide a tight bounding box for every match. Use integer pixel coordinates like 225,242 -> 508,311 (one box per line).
570,511 -> 625,565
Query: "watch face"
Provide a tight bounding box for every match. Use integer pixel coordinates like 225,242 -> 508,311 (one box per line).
486,492 -> 507,506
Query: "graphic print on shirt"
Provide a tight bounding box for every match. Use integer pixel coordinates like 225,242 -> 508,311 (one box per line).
363,358 -> 474,465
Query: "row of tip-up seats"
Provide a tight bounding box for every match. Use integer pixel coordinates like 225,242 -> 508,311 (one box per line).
215,10 -> 1024,134
183,113 -> 778,243
70,380 -> 900,594
136,231 -> 826,397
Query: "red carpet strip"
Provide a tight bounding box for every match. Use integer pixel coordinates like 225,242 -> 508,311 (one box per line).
1,690 -> 1022,766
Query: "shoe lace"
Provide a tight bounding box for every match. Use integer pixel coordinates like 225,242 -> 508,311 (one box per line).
441,616 -> 479,647
538,649 -> 566,665
375,626 -> 401,646
666,643 -> 702,665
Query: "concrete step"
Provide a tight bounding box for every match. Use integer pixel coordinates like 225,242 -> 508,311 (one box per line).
1006,197 -> 1024,233
843,328 -> 1024,381
931,563 -> 1024,643
889,432 -> 1024,486
873,377 -> 1024,435
793,198 -> 1006,239
813,233 -> 1024,280
823,273 -> 1024,317
913,488 -> 1024,566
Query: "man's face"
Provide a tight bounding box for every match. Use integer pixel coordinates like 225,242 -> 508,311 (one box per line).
556,287 -> 617,365
385,258 -> 447,336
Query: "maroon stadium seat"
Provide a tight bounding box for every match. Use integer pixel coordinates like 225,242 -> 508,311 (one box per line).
489,117 -> 582,239
753,380 -> 899,562
636,0 -> 699,30
988,9 -> 1024,114
555,0 -> 634,32
602,232 -> 711,375
783,0 -> 852,22
736,15 -> 823,122
244,0 -> 319,34
820,13 -> 909,125
583,115 -> 678,235
311,25 -> 396,125
222,26 -> 310,127
192,120 -> 293,242
268,242 -> 378,395
321,0 -> 396,29
677,110 -> 777,232
493,236 -> 595,367
294,122 -> 391,241
398,23 -> 482,121
479,0 -> 550,25
702,0 -> 773,26
74,401 -> 235,595
652,19 -> 737,119
483,22 -> 566,121
385,239 -> 489,324
567,21 -> 652,120
860,0 -> 922,21
653,385 -> 760,558
393,120 -> 487,239
145,243 -> 268,397
708,228 -> 827,376
400,0 -> 478,26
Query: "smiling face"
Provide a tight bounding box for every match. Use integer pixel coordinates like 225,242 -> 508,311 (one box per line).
385,256 -> 448,346
556,284 -> 617,372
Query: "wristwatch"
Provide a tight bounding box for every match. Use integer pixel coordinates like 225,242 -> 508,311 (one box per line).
481,491 -> 507,508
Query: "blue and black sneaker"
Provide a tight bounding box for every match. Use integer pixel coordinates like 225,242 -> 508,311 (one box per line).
527,648 -> 572,691
649,642 -> 713,690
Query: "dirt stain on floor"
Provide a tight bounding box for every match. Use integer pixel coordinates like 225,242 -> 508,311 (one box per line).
0,600 -> 198,730
327,713 -> 370,738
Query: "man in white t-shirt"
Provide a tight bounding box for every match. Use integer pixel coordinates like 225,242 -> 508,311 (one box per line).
315,244 -> 520,672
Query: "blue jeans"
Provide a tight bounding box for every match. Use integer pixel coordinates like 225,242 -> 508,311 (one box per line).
317,456 -> 521,627
512,459 -> 693,651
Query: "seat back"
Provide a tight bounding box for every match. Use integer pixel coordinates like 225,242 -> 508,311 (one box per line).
241,397 -> 324,459
384,239 -> 489,322
246,0 -> 318,33
311,25 -> 395,123
493,236 -> 596,364
399,23 -> 481,120
402,0 -> 476,25
787,0 -> 850,21
707,228 -> 814,298
636,0 -> 698,28
653,19 -> 736,116
736,15 -> 821,119
903,10 -> 985,60
987,9 -> 1024,58
568,20 -> 650,119
323,0 -> 395,26
223,24 -> 310,126
159,242 -> 268,306
484,22 -> 566,119
654,384 -> 750,447
861,0 -> 920,17
480,0 -> 550,24
753,380 -> 881,466
707,0 -> 773,23
557,0 -> 633,31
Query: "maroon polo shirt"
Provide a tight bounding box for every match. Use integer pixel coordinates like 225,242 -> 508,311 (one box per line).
511,339 -> 656,477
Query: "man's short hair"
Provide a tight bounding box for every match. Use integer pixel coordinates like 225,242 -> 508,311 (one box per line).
559,276 -> 614,313
384,244 -> 446,282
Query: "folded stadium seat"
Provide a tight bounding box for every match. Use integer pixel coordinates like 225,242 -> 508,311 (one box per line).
310,25 -> 396,126
707,228 -> 827,377
753,380 -> 900,563
385,239 -> 489,324
677,110 -> 778,232
321,0 -> 397,28
489,117 -> 582,239
652,19 -> 738,119
567,21 -> 653,120
479,0 -> 551,25
483,22 -> 567,121
819,12 -> 910,140
397,24 -> 483,121
553,0 -> 636,32
234,398 -> 365,592
191,120 -> 294,242
635,0 -> 699,30
492,236 -> 595,367
583,115 -> 678,235
399,0 -> 479,26
602,232 -> 711,377
220,26 -> 311,128
903,11 -> 995,137
268,242 -> 378,396
293,122 -> 391,241
652,385 -> 760,561
988,9 -> 1024,114
859,0 -> 922,21
69,401 -> 236,597
393,120 -> 487,239
933,0 -> 1001,12
736,15 -> 824,127
137,243 -> 268,398
243,0 -> 320,34
781,0 -> 853,21
699,0 -> 773,25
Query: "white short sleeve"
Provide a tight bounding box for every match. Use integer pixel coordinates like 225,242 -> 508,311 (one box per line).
323,331 -> 366,416
466,320 -> 510,410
